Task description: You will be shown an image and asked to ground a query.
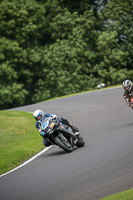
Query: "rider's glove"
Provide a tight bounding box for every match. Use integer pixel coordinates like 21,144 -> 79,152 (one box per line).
41,131 -> 49,138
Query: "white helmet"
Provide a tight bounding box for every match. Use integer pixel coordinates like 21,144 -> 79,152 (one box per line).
123,80 -> 132,92
33,109 -> 44,121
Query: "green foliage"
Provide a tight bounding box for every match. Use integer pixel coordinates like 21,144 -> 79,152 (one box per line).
0,0 -> 47,109
0,0 -> 46,45
95,0 -> 133,85
0,0 -> 133,109
0,83 -> 28,109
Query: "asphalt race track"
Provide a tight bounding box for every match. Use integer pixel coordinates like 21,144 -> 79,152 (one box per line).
1,87 -> 133,200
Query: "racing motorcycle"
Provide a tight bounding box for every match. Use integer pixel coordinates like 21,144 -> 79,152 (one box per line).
41,117 -> 85,153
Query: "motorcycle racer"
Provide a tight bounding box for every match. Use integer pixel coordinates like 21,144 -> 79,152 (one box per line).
33,109 -> 79,147
122,80 -> 133,107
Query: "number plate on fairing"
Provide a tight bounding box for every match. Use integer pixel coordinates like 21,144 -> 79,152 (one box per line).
42,121 -> 49,129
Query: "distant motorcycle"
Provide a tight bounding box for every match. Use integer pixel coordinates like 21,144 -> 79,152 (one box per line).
41,117 -> 85,153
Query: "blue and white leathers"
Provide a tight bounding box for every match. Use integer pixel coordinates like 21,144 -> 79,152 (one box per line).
36,113 -> 58,147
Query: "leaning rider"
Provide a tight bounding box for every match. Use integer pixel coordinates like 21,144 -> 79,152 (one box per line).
122,80 -> 133,107
33,109 -> 79,147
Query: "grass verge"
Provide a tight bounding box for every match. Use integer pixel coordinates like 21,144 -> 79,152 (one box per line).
0,110 -> 43,175
100,188 -> 133,200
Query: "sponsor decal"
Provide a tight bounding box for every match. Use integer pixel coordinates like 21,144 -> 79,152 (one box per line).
50,123 -> 55,128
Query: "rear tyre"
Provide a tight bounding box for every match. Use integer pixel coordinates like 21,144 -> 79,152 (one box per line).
76,134 -> 85,147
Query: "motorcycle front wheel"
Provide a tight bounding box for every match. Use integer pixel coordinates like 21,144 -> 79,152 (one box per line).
54,137 -> 73,153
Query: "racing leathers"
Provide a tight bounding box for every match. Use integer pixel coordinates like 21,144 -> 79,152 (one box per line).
36,113 -> 79,147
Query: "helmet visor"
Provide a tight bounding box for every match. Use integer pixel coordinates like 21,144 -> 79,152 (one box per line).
36,115 -> 42,121
125,86 -> 130,90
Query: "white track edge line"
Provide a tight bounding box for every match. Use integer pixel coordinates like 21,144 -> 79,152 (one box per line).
0,146 -> 52,178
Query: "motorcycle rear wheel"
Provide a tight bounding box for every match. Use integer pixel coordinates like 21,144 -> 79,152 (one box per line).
76,134 -> 85,147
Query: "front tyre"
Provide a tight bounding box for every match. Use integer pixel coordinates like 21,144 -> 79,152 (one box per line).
54,137 -> 73,153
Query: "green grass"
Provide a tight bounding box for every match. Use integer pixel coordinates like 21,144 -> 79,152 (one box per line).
100,188 -> 133,200
0,110 -> 44,175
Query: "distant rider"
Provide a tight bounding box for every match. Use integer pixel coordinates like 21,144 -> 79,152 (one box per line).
122,80 -> 133,107
33,109 -> 79,147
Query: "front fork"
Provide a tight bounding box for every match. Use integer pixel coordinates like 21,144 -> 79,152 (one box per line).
58,133 -> 75,147
69,136 -> 74,147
